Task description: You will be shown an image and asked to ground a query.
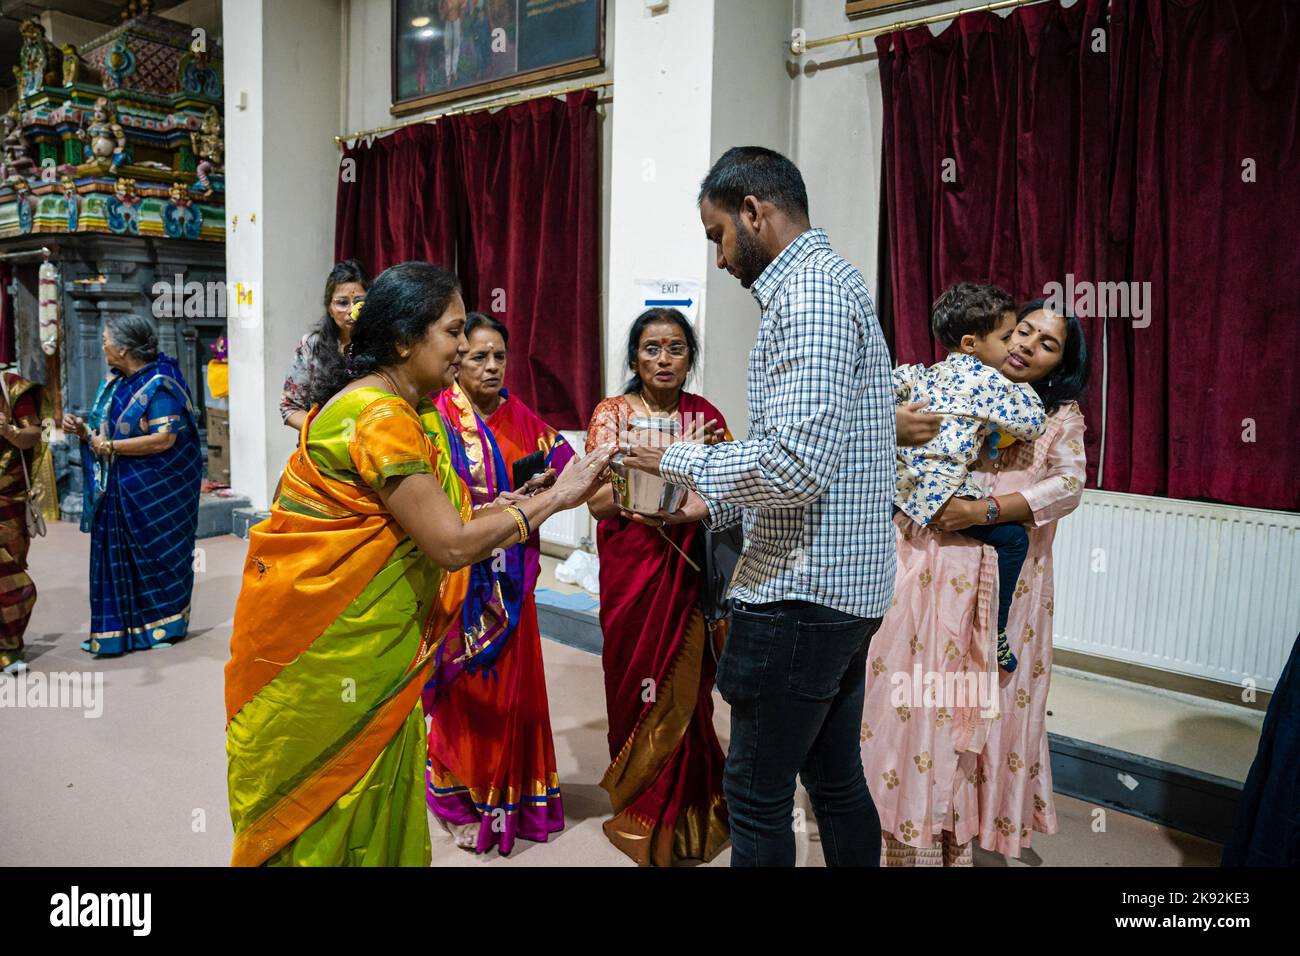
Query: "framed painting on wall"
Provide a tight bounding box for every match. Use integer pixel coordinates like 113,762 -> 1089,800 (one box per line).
845,1 -> 934,19
391,0 -> 605,116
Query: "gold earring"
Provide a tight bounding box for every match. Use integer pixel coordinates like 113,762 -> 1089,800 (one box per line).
398,348 -> 410,358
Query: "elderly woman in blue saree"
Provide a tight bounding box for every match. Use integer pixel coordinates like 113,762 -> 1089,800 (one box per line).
62,314 -> 203,656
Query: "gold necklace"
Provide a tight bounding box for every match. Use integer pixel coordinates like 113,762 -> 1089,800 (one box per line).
634,390 -> 678,419
375,370 -> 411,407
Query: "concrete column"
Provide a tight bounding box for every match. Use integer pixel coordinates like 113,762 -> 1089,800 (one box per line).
704,0 -> 793,436
606,0 -> 717,402
607,0 -> 791,437
224,0 -> 342,510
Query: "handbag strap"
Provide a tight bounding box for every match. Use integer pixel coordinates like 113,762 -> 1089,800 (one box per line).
0,373 -> 36,496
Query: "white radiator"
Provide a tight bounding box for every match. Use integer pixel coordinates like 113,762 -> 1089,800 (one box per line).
1052,490 -> 1299,692
538,430 -> 594,552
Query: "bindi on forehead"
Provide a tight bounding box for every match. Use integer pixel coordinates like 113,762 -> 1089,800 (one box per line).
643,325 -> 685,342
1024,315 -> 1064,345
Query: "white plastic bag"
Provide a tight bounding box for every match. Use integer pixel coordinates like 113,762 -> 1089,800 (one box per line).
555,549 -> 600,595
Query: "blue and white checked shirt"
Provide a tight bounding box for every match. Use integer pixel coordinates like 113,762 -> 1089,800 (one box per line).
659,229 -> 896,619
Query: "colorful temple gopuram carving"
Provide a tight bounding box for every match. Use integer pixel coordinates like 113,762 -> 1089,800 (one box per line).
0,2 -> 224,241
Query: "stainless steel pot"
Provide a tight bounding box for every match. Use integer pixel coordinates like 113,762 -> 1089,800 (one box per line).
609,415 -> 689,515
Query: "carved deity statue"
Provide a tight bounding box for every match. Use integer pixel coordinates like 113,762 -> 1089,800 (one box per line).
62,45 -> 82,86
0,104 -> 37,183
18,19 -> 61,95
79,97 -> 128,172
190,106 -> 223,198
113,177 -> 139,203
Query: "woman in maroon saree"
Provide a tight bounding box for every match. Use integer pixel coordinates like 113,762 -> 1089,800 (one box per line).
585,308 -> 729,866
0,370 -> 42,675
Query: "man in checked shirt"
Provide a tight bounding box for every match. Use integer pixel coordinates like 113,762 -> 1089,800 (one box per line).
623,146 -> 896,866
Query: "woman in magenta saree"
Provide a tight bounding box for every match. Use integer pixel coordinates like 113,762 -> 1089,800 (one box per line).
585,309 -> 730,866
424,312 -> 575,855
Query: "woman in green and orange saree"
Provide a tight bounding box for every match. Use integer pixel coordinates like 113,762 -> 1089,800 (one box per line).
0,369 -> 43,675
224,263 -> 612,867
425,313 -> 576,855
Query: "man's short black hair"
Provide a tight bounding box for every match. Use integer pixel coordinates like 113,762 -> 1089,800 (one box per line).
698,146 -> 809,219
930,282 -> 1016,350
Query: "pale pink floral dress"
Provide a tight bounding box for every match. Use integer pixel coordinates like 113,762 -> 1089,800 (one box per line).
861,402 -> 1086,864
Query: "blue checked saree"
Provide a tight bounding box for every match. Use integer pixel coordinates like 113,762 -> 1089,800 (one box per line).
79,355 -> 203,656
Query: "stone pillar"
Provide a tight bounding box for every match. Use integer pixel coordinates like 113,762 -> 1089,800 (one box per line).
223,0 -> 342,510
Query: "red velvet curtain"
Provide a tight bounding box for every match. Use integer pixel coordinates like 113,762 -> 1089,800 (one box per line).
1108,0 -> 1300,510
876,0 -> 1115,488
878,0 -> 1299,510
335,124 -> 462,281
334,91 -> 601,431
454,92 -> 601,431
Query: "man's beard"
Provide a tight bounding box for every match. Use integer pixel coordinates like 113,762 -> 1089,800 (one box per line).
732,219 -> 772,288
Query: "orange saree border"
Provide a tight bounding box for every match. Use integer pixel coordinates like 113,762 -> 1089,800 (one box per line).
226,397 -> 472,865
230,653 -> 433,867
224,399 -> 435,722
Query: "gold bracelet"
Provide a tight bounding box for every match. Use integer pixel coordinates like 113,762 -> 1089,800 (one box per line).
504,505 -> 528,544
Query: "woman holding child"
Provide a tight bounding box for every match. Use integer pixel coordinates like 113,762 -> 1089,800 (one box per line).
862,293 -> 1089,866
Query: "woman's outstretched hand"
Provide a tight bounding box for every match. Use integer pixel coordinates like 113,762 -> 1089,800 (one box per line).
681,417 -> 722,445
492,468 -> 556,507
896,400 -> 942,446
61,414 -> 89,439
550,445 -> 615,509
518,467 -> 557,495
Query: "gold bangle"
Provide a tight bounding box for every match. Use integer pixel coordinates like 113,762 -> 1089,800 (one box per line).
510,506 -> 528,544
504,505 -> 528,544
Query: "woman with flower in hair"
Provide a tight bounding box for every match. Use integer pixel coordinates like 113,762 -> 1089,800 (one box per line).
424,311 -> 576,855
63,314 -> 202,656
279,259 -> 368,431
585,307 -> 731,867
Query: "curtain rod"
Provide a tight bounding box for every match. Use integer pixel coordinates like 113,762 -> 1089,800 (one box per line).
335,79 -> 612,147
790,0 -> 1055,53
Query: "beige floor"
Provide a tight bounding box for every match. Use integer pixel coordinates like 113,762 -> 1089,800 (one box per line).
1047,668 -> 1263,782
0,522 -> 1225,866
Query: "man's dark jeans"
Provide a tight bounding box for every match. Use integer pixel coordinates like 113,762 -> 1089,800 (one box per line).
716,599 -> 882,866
